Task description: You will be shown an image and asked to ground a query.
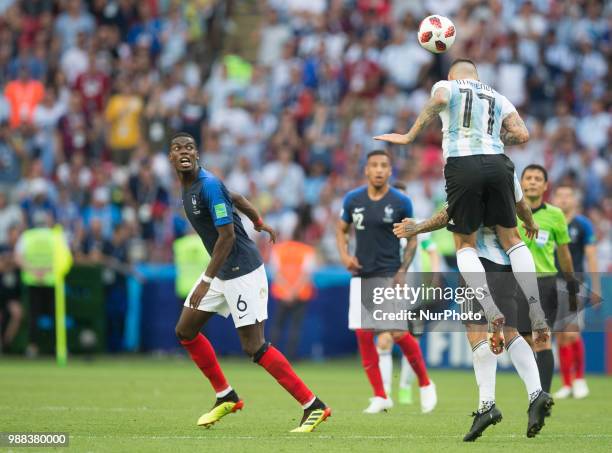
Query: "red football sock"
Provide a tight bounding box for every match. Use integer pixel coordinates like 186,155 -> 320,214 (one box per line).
571,337 -> 586,379
558,344 -> 573,387
395,333 -> 430,387
180,333 -> 229,393
257,346 -> 315,406
355,329 -> 386,398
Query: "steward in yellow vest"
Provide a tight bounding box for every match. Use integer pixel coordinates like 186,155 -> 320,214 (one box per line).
15,226 -> 72,355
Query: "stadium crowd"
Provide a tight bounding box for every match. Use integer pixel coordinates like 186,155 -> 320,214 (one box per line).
0,0 -> 609,279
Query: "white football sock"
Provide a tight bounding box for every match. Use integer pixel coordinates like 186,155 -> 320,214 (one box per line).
472,340 -> 497,412
506,243 -> 547,330
506,335 -> 542,401
457,247 -> 503,322
378,348 -> 393,395
399,356 -> 415,388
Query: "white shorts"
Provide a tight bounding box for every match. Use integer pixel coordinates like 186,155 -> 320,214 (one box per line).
553,278 -> 586,332
184,264 -> 268,328
348,276 -> 408,331
348,277 -> 362,330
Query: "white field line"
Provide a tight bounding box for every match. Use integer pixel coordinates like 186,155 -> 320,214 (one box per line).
68,434 -> 612,441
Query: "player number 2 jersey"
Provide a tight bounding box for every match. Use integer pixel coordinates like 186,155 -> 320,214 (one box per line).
432,79 -> 517,160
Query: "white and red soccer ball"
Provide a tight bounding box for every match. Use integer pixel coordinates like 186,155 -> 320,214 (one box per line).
418,15 -> 456,54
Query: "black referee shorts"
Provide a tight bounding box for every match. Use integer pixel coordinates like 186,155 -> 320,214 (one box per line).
460,258 -> 519,327
444,154 -> 517,234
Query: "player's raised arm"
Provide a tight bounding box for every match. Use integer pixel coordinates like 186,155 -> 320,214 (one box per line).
500,111 -> 530,146
374,86 -> 449,145
229,191 -> 277,243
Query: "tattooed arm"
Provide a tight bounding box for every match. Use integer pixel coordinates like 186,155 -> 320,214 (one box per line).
515,197 -> 538,239
500,112 -> 530,146
393,207 -> 450,239
374,87 -> 450,145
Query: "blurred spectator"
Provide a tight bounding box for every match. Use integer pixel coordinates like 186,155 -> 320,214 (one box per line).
380,27 -> 432,91
20,178 -> 56,228
58,91 -> 89,160
257,8 -> 291,67
32,87 -> 65,176
104,78 -> 143,165
74,52 -> 110,115
159,3 -> 189,71
4,66 -> 44,129
306,103 -> 339,169
60,31 -> 89,85
82,186 -> 121,239
9,43 -> 47,81
0,191 -> 23,246
576,100 -> 610,152
75,217 -> 105,263
54,0 -> 96,52
0,121 -> 25,186
0,224 -> 23,352
102,223 -> 132,353
262,148 -> 305,210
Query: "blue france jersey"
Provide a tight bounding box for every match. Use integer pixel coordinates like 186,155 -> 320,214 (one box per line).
341,186 -> 413,277
432,79 -> 517,160
476,171 -> 523,265
182,168 -> 262,280
555,214 -> 596,273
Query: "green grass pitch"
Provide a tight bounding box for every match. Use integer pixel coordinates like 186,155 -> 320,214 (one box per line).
1,357 -> 611,452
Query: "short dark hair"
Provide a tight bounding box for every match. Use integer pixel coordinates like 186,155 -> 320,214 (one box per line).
392,181 -> 407,191
554,183 -> 575,193
170,131 -> 196,143
522,164 -> 548,181
450,58 -> 477,69
366,149 -> 392,163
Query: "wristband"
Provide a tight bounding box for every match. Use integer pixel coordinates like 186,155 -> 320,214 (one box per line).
254,217 -> 264,228
201,275 -> 213,284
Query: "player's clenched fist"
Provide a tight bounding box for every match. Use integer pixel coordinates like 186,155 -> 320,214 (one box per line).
189,280 -> 210,309
393,218 -> 417,238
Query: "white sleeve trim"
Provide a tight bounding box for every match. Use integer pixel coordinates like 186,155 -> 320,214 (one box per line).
430,80 -> 452,98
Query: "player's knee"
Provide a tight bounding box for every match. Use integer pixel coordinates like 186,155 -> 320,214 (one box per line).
242,340 -> 265,358
498,228 -> 521,250
175,324 -> 197,342
377,333 -> 393,349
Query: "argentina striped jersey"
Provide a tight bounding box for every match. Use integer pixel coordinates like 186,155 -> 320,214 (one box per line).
431,79 -> 517,160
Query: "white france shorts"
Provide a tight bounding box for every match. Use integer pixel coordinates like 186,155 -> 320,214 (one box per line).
184,264 -> 268,328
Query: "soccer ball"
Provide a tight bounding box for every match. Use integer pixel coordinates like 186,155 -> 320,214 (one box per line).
418,15 -> 456,54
